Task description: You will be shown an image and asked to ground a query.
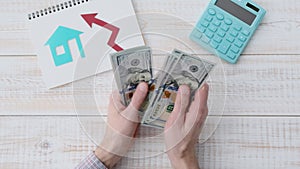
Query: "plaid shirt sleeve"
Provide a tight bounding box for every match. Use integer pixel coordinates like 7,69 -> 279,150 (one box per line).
75,152 -> 108,169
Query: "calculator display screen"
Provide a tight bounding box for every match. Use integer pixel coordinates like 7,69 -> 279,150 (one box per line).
215,0 -> 256,25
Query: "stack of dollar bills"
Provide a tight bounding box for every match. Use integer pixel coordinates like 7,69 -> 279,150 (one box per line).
110,46 -> 215,129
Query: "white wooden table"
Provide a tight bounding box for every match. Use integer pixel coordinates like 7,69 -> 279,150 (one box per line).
1,0 -> 300,169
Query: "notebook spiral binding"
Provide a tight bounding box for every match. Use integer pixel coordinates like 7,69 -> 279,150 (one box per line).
28,0 -> 90,20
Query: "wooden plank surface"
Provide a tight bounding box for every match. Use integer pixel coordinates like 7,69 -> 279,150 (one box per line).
0,117 -> 299,169
0,0 -> 300,55
0,55 -> 299,116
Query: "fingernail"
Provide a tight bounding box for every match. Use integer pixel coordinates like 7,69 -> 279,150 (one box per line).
201,83 -> 208,91
138,83 -> 148,92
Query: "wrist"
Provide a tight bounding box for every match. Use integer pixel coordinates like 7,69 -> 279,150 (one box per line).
95,147 -> 121,169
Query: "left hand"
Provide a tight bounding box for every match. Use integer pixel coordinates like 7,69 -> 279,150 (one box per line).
95,83 -> 149,168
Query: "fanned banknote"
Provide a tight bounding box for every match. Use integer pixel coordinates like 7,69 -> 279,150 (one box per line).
141,53 -> 181,125
110,46 -> 153,116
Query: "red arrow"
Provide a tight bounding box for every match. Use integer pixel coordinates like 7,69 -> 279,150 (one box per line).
81,13 -> 123,52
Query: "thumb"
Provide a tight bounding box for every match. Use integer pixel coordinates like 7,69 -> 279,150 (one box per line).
129,82 -> 149,110
165,85 -> 190,129
121,83 -> 148,122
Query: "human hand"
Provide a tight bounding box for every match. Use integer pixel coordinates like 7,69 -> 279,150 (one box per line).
164,84 -> 209,169
95,83 -> 148,168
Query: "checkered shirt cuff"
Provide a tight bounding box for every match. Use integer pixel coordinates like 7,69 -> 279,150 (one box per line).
75,152 -> 108,169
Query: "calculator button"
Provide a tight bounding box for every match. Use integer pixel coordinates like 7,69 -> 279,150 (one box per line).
230,45 -> 240,54
238,35 -> 247,42
220,24 -> 229,31
210,40 -> 219,49
216,14 -> 224,20
201,21 -> 210,28
201,35 -> 210,44
224,19 -> 232,25
226,36 -> 235,43
208,25 -> 218,32
227,50 -> 237,59
195,24 -> 206,33
241,30 -> 250,36
208,8 -> 216,15
229,30 -> 238,37
217,30 -> 226,37
198,26 -> 206,33
213,36 -> 222,43
233,25 -> 242,31
205,15 -> 213,22
218,41 -> 231,54
205,30 -> 214,39
213,20 -> 221,26
193,30 -> 202,39
234,40 -> 243,48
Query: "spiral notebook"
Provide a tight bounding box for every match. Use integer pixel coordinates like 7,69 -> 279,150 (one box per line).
28,0 -> 144,89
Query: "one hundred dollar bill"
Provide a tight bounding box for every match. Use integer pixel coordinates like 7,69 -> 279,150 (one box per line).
110,46 -> 153,116
141,53 -> 182,123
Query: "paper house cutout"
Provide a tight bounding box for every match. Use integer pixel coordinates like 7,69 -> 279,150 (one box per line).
45,26 -> 85,66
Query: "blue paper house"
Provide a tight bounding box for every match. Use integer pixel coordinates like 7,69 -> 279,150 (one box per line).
45,26 -> 85,67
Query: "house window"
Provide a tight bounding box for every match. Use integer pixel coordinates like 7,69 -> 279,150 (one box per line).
56,45 -> 65,55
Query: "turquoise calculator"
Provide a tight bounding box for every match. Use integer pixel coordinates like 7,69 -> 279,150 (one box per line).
190,0 -> 266,63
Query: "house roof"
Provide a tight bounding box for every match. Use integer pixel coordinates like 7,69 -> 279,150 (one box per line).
45,26 -> 83,46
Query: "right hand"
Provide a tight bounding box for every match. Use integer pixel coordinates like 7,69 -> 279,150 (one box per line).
164,84 -> 209,169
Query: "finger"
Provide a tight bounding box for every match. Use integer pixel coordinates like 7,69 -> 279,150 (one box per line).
121,83 -> 148,121
186,84 -> 209,129
128,82 -> 149,111
167,85 -> 191,127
